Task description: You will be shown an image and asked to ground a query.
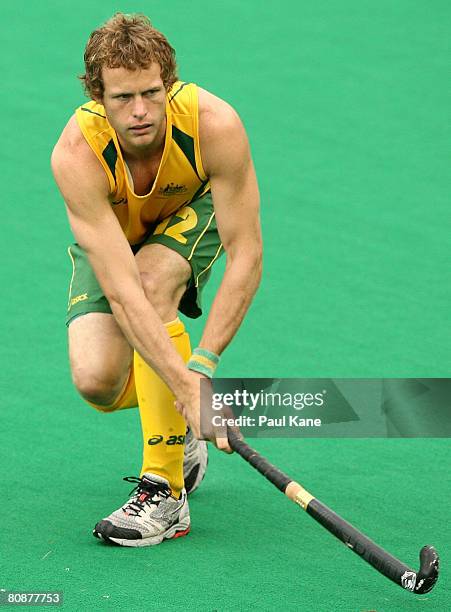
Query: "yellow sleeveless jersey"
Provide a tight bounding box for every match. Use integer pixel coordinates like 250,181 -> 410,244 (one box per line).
75,81 -> 210,245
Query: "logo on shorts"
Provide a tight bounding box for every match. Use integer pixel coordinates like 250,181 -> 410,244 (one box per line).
158,182 -> 188,196
70,293 -> 88,307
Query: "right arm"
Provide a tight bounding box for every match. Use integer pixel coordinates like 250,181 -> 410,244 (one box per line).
51,116 -> 194,407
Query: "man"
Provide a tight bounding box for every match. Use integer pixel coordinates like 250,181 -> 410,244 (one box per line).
51,13 -> 262,547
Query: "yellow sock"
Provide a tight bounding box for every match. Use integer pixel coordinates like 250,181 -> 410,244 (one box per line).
87,367 -> 138,413
134,318 -> 190,497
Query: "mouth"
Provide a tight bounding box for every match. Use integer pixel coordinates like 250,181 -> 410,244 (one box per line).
129,123 -> 153,134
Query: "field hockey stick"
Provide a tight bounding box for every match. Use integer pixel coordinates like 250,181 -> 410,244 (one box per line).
227,429 -> 439,594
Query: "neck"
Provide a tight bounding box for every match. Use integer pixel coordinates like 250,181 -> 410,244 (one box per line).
119,116 -> 167,162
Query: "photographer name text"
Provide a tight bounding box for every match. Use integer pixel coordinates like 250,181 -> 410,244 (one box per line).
212,415 -> 322,428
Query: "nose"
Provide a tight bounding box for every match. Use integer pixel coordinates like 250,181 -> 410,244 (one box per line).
132,95 -> 147,120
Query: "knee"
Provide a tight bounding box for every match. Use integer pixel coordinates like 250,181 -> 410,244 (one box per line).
71,367 -> 124,410
139,270 -> 186,320
135,244 -> 191,320
139,269 -> 162,302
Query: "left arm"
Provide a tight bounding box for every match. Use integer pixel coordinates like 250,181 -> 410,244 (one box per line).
176,91 -> 262,452
198,89 -> 263,354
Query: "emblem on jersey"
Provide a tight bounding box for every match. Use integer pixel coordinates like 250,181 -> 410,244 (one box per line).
158,182 -> 188,196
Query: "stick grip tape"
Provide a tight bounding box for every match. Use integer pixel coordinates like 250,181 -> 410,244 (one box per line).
227,430 -> 291,492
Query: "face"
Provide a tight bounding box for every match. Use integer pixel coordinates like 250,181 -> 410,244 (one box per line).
100,63 -> 167,155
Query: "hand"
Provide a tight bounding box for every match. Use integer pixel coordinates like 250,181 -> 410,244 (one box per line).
175,371 -> 233,453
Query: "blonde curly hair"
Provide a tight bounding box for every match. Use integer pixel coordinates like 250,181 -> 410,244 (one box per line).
80,13 -> 178,99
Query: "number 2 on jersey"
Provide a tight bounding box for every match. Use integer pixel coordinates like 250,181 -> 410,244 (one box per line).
154,205 -> 198,244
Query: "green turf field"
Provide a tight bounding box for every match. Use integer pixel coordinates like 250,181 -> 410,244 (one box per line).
1,1 -> 450,610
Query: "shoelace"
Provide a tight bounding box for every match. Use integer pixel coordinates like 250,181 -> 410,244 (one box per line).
122,476 -> 171,516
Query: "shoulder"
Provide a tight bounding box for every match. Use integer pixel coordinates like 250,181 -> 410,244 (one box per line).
198,87 -> 245,139
51,114 -> 109,193
52,114 -> 91,163
197,87 -> 250,176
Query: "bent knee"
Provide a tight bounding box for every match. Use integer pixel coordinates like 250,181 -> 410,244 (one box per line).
71,368 -> 126,409
139,270 -> 187,320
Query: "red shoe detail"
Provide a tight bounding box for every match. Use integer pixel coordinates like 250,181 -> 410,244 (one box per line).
171,526 -> 190,539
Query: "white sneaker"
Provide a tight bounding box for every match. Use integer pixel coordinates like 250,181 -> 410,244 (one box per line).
184,427 -> 208,494
93,473 -> 190,547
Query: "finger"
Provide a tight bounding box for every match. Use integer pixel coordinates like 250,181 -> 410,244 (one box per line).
215,435 -> 233,454
174,401 -> 201,438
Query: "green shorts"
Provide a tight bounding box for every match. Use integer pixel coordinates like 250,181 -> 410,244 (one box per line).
66,192 -> 223,325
